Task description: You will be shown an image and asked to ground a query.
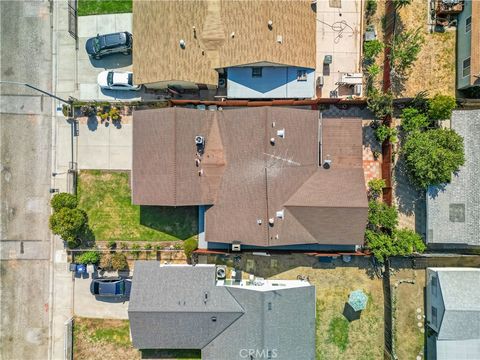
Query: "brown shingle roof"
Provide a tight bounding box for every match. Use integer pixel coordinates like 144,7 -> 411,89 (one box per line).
133,0 -> 316,85
132,108 -> 368,246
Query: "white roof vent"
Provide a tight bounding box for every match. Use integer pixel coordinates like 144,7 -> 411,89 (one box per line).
230,32 -> 235,38
179,39 -> 186,49
257,219 -> 262,225
268,218 -> 275,226
276,210 -> 284,219
268,20 -> 273,30
272,121 -> 276,127
198,169 -> 204,176
276,128 -> 285,138
323,159 -> 332,169
276,35 -> 283,44
270,137 -> 275,145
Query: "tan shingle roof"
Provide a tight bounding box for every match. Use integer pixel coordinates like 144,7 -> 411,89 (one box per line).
132,107 -> 368,247
133,0 -> 316,85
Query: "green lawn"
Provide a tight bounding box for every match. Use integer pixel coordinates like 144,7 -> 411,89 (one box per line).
327,317 -> 349,352
77,170 -> 198,241
77,0 -> 132,16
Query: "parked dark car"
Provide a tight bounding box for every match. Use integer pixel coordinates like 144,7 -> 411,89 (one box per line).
90,277 -> 131,297
85,32 -> 132,59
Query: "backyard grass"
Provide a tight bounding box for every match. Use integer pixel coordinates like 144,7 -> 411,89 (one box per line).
268,262 -> 384,360
327,317 -> 349,352
77,0 -> 132,16
73,318 -> 200,360
391,268 -> 426,360
77,171 -> 198,242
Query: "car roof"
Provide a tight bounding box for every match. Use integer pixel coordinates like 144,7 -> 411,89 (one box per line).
101,32 -> 127,48
98,279 -> 123,295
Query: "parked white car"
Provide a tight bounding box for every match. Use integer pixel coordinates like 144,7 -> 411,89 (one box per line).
97,70 -> 141,91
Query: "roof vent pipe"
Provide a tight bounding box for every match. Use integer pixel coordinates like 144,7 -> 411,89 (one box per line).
277,129 -> 285,138
270,137 -> 275,145
230,32 -> 235,38
179,39 -> 186,49
268,20 -> 273,30
268,218 -> 275,226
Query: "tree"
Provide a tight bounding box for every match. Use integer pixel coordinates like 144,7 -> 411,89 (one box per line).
51,193 -> 78,212
76,251 -> 100,265
366,0 -> 377,17
390,28 -> 424,77
111,253 -> 128,270
375,125 -> 398,143
428,94 -> 456,121
403,129 -> 465,188
400,107 -> 430,133
365,229 -> 426,263
184,238 -> 198,261
368,200 -> 398,232
363,39 -> 384,60
49,208 -> 87,242
367,89 -> 393,119
368,178 -> 386,198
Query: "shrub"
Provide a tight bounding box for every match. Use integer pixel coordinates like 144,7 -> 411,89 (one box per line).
368,200 -> 398,232
366,63 -> 381,78
155,244 -> 164,251
51,193 -> 78,212
109,107 -> 121,121
184,238 -> 198,260
403,129 -> 465,188
76,251 -> 100,265
106,240 -> 117,250
174,243 -> 183,250
375,125 -> 398,143
395,229 -> 426,254
366,0 -> 377,16
49,208 -> 87,242
111,253 -> 128,270
131,244 -> 140,258
393,0 -> 412,8
368,178 -> 386,198
363,39 -> 384,60
367,89 -> 393,119
401,108 -> 430,133
428,94 -> 456,121
120,242 -> 129,250
409,91 -> 429,114
100,253 -> 113,269
66,239 -> 80,249
144,243 -> 152,251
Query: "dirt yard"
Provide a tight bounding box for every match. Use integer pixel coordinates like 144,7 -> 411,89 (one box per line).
266,256 -> 385,360
73,317 -> 200,360
391,269 -> 426,360
397,0 -> 456,97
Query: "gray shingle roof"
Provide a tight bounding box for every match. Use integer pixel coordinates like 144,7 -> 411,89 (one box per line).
426,110 -> 480,246
430,268 -> 480,360
128,262 -> 316,360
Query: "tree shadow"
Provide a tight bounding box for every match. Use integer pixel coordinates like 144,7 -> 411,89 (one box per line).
363,123 -> 382,154
141,349 -> 201,359
87,115 -> 98,131
140,206 -> 198,240
343,303 -> 362,322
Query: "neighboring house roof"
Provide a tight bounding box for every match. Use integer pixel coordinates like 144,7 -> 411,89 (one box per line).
132,107 -> 368,247
132,0 -> 316,85
426,110 -> 480,247
428,268 -> 480,360
128,262 -> 316,360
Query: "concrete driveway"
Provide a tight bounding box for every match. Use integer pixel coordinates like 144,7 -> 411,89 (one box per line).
77,13 -> 155,101
56,120 -> 132,171
74,273 -> 129,320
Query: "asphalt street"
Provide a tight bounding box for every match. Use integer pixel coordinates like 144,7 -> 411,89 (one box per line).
1,1 -> 53,359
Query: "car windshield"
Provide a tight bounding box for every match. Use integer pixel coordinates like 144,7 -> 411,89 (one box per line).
93,38 -> 100,53
116,282 -> 125,294
107,72 -> 114,86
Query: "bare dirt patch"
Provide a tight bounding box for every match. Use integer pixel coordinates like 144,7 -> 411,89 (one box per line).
391,268 -> 426,360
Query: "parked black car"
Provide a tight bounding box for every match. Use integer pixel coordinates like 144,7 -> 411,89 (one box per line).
85,32 -> 132,59
90,277 -> 131,297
